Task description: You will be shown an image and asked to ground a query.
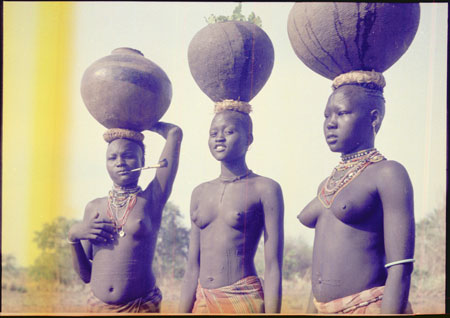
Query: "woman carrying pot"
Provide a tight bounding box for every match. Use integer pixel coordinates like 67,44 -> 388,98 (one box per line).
68,123 -> 182,313
68,48 -> 182,313
179,102 -> 284,314
180,18 -> 283,314
298,72 -> 414,314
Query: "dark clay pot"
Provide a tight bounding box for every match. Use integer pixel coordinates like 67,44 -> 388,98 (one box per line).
188,21 -> 274,103
287,3 -> 420,80
81,48 -> 172,131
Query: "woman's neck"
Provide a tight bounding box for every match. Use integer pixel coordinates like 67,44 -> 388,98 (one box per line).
220,159 -> 249,179
113,182 -> 140,191
341,140 -> 375,157
341,147 -> 376,161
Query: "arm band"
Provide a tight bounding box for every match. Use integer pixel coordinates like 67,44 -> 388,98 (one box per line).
385,258 -> 415,269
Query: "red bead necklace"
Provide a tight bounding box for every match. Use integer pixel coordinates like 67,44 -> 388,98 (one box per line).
107,186 -> 141,237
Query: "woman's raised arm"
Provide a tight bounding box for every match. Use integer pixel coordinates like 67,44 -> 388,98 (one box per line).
143,122 -> 183,205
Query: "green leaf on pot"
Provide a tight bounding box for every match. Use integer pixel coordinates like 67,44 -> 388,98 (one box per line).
204,3 -> 262,27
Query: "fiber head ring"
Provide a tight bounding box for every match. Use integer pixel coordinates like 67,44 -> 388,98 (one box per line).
332,70 -> 386,90
103,128 -> 145,143
214,99 -> 253,114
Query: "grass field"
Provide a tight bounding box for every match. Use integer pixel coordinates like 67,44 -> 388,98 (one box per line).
1,274 -> 444,314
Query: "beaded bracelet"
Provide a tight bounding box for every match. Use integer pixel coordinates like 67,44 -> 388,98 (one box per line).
385,258 -> 415,269
67,238 -> 81,245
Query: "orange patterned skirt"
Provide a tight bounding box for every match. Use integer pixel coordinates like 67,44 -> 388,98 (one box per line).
192,276 -> 264,314
87,285 -> 162,313
313,285 -> 384,314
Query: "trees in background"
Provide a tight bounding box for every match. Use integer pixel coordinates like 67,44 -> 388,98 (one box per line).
2,254 -> 19,278
28,217 -> 82,288
1,253 -> 27,293
22,202 -> 190,288
410,204 -> 445,306
283,235 -> 312,280
153,202 -> 190,280
254,235 -> 312,281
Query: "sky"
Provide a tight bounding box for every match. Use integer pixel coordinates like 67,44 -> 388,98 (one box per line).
3,2 -> 448,267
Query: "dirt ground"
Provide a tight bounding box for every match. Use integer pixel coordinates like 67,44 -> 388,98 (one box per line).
1,276 -> 445,314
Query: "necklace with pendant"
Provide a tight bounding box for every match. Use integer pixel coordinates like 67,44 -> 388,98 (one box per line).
106,185 -> 141,237
219,170 -> 253,203
318,149 -> 385,208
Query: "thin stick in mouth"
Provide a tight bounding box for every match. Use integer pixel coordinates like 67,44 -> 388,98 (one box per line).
129,159 -> 168,172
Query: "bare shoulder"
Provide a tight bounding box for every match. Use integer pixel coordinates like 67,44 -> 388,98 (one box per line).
84,197 -> 106,217
373,159 -> 408,172
369,160 -> 414,202
191,180 -> 212,197
251,174 -> 282,195
86,197 -> 107,208
371,159 -> 411,183
190,180 -> 215,206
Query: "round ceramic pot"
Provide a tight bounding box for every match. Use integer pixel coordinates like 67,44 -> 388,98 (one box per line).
81,47 -> 172,131
188,21 -> 274,103
287,3 -> 420,80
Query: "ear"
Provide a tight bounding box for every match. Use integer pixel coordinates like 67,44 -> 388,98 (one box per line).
247,133 -> 254,146
370,109 -> 382,132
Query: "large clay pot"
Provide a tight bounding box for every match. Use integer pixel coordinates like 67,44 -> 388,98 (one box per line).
188,21 -> 274,103
287,3 -> 420,80
81,47 -> 172,131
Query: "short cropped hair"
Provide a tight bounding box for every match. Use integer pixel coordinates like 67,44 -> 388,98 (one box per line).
341,83 -> 386,132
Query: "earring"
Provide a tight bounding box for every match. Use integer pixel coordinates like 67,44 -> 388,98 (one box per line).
372,123 -> 377,138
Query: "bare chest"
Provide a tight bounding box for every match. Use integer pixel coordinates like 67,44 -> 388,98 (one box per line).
192,182 -> 263,231
97,197 -> 156,238
317,174 -> 382,225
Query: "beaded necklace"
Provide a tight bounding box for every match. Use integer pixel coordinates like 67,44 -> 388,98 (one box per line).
107,185 -> 142,237
318,149 -> 385,208
219,170 -> 253,202
341,148 -> 376,161
219,170 -> 253,183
